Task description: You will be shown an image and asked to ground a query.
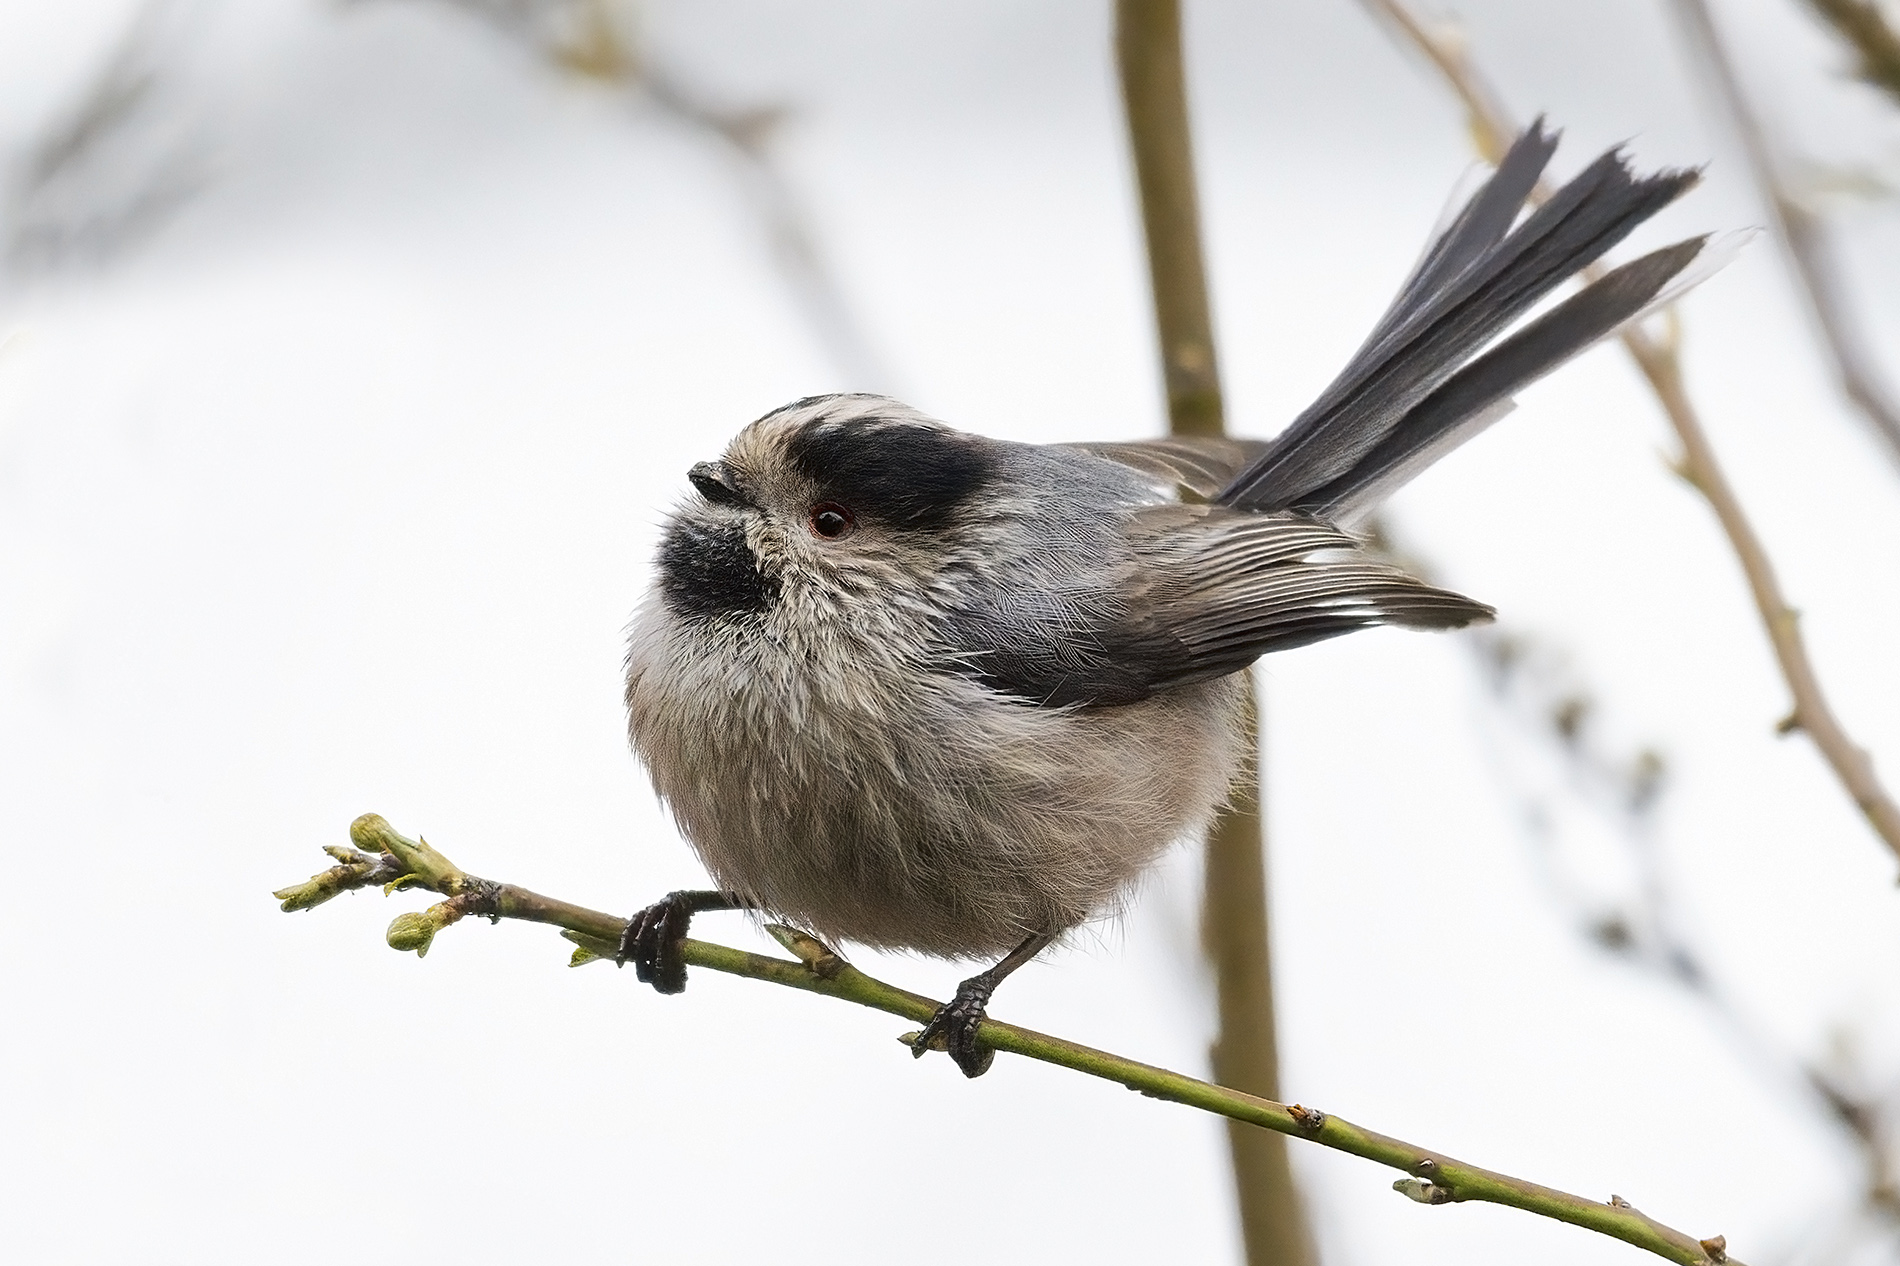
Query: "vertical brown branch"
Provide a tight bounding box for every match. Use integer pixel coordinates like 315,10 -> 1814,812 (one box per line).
1117,0 -> 1225,439
1201,691 -> 1316,1266
1115,4 -> 1316,1263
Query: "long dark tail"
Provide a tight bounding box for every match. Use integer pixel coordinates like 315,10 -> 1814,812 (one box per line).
1217,120 -> 1708,520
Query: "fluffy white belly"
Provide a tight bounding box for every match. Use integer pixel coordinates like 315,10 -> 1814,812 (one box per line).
626,598 -> 1248,959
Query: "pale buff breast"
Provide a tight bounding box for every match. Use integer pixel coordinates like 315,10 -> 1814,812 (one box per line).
626,586 -> 1249,959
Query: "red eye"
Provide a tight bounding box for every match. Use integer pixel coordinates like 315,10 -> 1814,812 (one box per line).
809,503 -> 855,539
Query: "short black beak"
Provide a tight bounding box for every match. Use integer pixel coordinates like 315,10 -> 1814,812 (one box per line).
688,461 -> 750,508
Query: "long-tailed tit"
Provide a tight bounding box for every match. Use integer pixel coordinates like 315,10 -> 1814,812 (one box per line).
620,121 -> 1722,1076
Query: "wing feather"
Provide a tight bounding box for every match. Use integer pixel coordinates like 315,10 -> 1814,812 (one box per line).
1125,508 -> 1491,689
948,504 -> 1491,706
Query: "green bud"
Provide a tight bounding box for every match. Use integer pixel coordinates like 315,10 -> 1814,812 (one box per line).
350,814 -> 395,853
1392,1178 -> 1453,1205
273,877 -> 333,913
387,908 -> 449,957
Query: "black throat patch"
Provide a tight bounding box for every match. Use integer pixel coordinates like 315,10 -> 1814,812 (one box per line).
784,419 -> 995,532
656,517 -> 777,621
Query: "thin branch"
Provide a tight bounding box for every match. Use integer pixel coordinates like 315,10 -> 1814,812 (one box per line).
1804,0 -> 1900,107
1114,5 -> 1310,1262
276,814 -> 1744,1266
1668,0 -> 1900,467
7,0 -> 212,272
1117,0 -> 1225,439
1469,615 -> 1900,1231
370,0 -> 899,390
1200,691 -> 1312,1265
1360,0 -> 1900,867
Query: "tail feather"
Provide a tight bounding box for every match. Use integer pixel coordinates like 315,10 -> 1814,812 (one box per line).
1300,236 -> 1712,521
1358,117 -> 1559,358
1218,125 -> 1706,516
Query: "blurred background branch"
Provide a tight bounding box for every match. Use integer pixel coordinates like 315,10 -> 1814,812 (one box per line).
1466,599 -> 1900,1252
1456,567 -> 1900,1250
6,0 -> 212,273
1115,4 -> 1313,1262
1804,0 -> 1900,106
373,0 -> 897,389
1360,3 -> 1900,1254
1360,0 -> 1900,872
1667,0 -> 1900,470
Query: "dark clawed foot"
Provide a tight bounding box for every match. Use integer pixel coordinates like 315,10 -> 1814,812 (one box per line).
616,892 -> 695,995
909,977 -> 997,1078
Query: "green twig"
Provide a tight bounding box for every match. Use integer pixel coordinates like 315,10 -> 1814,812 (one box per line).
276,815 -> 1741,1265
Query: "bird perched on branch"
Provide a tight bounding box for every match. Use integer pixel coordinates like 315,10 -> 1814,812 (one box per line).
620,121 -> 1727,1076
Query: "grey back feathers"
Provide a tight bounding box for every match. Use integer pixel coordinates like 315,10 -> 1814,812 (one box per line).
1060,436 -> 1269,501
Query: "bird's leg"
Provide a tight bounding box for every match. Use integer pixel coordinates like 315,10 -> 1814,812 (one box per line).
617,889 -> 751,995
910,932 -> 1055,1078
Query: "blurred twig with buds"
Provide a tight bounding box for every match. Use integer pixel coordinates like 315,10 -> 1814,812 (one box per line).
1361,4 -> 1900,1252
378,0 -> 898,391
1668,0 -> 1900,468
1804,0 -> 1900,107
1359,0 -> 1900,871
6,0 -> 212,272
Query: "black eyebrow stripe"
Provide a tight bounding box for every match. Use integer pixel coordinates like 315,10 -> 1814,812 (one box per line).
783,420 -> 995,532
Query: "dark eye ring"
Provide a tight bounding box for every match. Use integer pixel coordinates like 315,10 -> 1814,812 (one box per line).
809,503 -> 855,540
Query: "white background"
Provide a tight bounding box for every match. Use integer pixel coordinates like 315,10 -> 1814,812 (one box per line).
2,2 -> 1898,1263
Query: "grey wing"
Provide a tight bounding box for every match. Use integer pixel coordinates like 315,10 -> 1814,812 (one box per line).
1117,505 -> 1493,693
949,502 -> 1491,707
1059,437 -> 1270,502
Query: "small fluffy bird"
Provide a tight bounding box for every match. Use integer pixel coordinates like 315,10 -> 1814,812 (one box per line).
621,122 -> 1721,1076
